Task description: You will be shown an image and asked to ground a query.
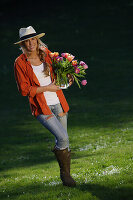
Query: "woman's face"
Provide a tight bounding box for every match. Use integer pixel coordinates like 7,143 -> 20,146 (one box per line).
24,37 -> 38,52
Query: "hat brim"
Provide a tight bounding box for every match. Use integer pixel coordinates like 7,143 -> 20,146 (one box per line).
14,33 -> 45,45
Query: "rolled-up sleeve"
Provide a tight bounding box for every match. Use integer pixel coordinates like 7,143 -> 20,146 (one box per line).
14,61 -> 37,97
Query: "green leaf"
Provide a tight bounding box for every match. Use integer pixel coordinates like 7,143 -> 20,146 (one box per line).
73,75 -> 81,88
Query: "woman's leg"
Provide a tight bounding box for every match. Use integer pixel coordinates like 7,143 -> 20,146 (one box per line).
37,104 -> 76,187
50,103 -> 68,131
37,113 -> 69,150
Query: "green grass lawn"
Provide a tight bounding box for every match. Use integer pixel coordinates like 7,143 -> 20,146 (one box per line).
0,98 -> 132,200
0,2 -> 133,200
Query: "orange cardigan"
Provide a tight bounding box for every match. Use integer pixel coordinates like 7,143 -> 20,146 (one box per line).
14,48 -> 69,117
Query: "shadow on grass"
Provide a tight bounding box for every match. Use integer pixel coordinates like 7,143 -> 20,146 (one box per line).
78,183 -> 133,200
0,182 -> 132,200
0,115 -> 56,171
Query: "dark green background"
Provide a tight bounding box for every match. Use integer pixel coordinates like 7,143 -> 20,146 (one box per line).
1,0 -> 133,128
1,0 -> 133,102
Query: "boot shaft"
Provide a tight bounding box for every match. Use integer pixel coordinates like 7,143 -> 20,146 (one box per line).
52,148 -> 70,174
52,147 -> 76,187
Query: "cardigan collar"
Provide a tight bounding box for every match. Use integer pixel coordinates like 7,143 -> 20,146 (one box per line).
21,53 -> 40,86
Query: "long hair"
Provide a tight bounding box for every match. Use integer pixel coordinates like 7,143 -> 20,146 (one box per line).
20,38 -> 50,76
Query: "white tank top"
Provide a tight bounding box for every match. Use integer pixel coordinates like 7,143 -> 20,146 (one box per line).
31,63 -> 60,105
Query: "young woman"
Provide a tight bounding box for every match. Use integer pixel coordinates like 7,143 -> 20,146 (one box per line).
14,26 -> 76,187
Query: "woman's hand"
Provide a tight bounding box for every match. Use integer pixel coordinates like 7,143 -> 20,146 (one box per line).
67,74 -> 74,87
36,80 -> 60,94
47,80 -> 60,92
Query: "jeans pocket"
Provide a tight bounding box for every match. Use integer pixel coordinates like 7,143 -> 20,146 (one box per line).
37,114 -> 53,124
57,113 -> 68,125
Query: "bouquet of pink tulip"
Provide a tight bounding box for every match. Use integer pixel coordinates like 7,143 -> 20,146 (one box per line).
49,52 -> 88,88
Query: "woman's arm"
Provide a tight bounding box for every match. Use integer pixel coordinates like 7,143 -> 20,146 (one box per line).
14,61 -> 37,97
36,80 -> 60,94
67,74 -> 74,87
15,60 -> 60,97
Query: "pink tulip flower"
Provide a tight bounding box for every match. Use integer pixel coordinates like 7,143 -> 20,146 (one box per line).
61,53 -> 69,58
67,56 -> 73,62
83,64 -> 88,69
49,52 -> 55,58
67,54 -> 75,62
49,52 -> 59,58
79,61 -> 86,66
56,57 -> 63,62
59,57 -> 63,61
54,52 -> 59,57
61,53 -> 65,57
72,60 -> 78,66
75,67 -> 80,74
81,80 -> 87,85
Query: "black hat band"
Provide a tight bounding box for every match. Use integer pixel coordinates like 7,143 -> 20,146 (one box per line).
20,33 -> 37,41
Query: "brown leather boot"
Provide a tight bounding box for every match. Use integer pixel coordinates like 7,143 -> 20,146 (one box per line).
52,147 -> 76,187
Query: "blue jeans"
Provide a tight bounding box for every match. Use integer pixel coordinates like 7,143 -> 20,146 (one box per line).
37,103 -> 69,150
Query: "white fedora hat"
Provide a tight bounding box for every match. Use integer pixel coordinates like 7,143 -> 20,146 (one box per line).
14,26 -> 45,44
